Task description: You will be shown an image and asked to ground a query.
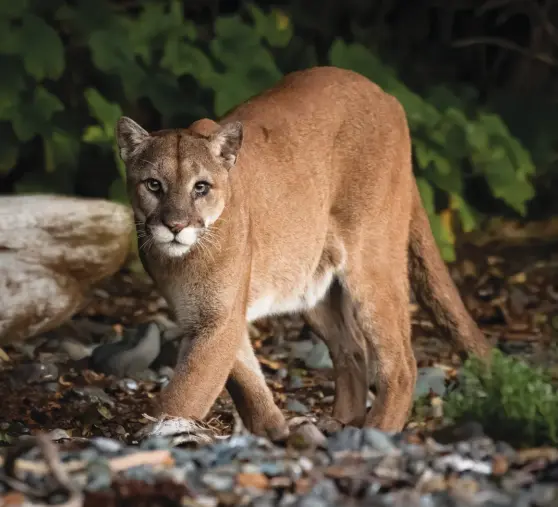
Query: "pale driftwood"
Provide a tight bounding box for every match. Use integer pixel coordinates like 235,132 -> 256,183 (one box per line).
0,449 -> 173,477
0,195 -> 133,345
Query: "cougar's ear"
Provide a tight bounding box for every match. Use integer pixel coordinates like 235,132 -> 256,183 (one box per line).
208,121 -> 243,169
115,116 -> 149,163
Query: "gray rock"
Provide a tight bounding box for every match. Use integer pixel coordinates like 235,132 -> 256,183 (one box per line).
288,375 -> 304,389
287,399 -> 310,414
151,337 -> 180,370
362,428 -> 398,453
11,362 -> 59,385
0,195 -> 132,345
85,460 -> 112,491
44,382 -> 60,393
48,429 -> 71,441
117,378 -> 139,392
158,366 -> 174,379
72,386 -> 115,407
414,367 -> 447,400
59,337 -> 94,361
132,369 -> 159,382
202,472 -> 235,491
90,322 -> 161,377
91,437 -> 122,453
289,338 -> 333,370
327,427 -> 363,452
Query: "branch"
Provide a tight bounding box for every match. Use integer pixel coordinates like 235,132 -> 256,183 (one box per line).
452,36 -> 558,65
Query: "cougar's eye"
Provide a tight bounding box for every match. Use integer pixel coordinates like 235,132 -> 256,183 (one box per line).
194,181 -> 211,197
145,179 -> 161,193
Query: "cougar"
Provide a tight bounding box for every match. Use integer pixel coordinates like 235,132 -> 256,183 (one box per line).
116,66 -> 491,440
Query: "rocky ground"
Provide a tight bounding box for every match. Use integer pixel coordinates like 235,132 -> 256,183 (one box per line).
1,233 -> 558,506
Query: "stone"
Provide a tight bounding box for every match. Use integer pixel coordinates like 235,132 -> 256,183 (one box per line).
0,195 -> 132,345
91,437 -> 122,453
287,399 -> 310,414
72,386 -> 115,407
90,322 -> 161,376
48,429 -> 71,441
414,367 -> 447,400
59,337 -> 95,361
362,428 -> 398,453
11,362 -> 59,385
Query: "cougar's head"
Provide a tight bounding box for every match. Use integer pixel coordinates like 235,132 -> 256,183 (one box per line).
115,117 -> 243,258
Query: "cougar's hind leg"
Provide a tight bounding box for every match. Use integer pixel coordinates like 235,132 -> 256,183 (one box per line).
343,262 -> 417,432
226,332 -> 289,441
304,279 -> 369,427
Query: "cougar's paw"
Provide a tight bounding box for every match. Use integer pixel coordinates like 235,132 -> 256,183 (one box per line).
135,414 -> 220,447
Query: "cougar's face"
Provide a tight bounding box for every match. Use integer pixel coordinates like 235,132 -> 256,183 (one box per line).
115,118 -> 243,258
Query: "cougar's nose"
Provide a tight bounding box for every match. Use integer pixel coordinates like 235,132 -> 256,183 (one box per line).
163,220 -> 188,234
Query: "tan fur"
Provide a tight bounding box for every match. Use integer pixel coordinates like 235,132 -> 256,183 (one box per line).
116,67 -> 491,438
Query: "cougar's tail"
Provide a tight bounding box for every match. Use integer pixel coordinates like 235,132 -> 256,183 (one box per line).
408,183 -> 491,359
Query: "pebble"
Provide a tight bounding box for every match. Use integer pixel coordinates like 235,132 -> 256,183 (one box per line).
90,322 -> 161,376
289,339 -> 333,370
288,399 -> 310,414
414,367 -> 447,400
72,386 -> 115,407
91,436 -> 122,453
48,428 -> 71,441
1,420 -> 557,506
362,428 -> 398,453
132,368 -> 159,382
11,362 -> 59,385
44,382 -> 60,393
117,378 -> 139,392
59,337 -> 94,360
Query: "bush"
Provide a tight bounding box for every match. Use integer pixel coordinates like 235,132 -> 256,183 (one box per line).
0,1 -> 537,260
445,350 -> 558,447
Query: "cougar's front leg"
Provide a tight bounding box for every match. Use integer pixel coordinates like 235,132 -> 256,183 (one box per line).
226,332 -> 289,441
156,311 -> 245,422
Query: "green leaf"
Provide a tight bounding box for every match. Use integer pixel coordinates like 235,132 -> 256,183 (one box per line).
415,177 -> 435,215
477,153 -> 534,215
12,87 -> 64,141
88,29 -> 134,72
0,57 -> 25,120
429,213 -> 456,262
141,73 -> 184,119
0,0 -> 29,19
424,163 -> 463,195
451,193 -> 477,233
109,177 -> 129,204
83,125 -> 109,144
161,39 -> 216,87
329,39 -> 396,90
84,88 -> 122,135
212,66 -> 281,117
43,130 -> 80,173
249,5 -> 293,48
0,20 -> 22,55
19,15 -> 65,80
211,15 -> 263,69
0,125 -> 19,174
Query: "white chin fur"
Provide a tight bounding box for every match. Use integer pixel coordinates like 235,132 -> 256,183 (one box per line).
149,225 -> 201,258
161,242 -> 193,257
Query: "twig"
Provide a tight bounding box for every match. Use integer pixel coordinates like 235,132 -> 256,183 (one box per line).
0,448 -> 173,476
0,434 -> 84,506
35,434 -> 83,507
452,36 -> 558,66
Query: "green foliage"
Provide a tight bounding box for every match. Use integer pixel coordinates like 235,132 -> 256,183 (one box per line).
0,1 -> 537,260
331,40 -> 535,260
445,350 -> 558,447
